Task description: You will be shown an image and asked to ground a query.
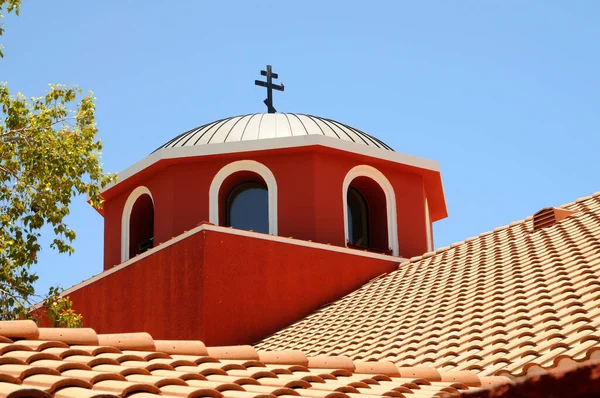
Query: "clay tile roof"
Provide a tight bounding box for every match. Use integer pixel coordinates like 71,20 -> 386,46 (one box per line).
0,320 -> 508,398
256,192 -> 600,380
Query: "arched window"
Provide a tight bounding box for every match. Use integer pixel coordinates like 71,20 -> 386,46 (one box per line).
209,160 -> 278,235
347,187 -> 369,248
343,165 -> 399,256
121,186 -> 154,262
346,178 -> 388,252
226,181 -> 269,233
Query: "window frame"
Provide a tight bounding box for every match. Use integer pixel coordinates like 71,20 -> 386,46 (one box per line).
225,181 -> 269,233
209,160 -> 278,235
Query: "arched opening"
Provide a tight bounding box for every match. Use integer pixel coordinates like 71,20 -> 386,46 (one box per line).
128,193 -> 154,259
209,160 -> 278,235
218,170 -> 270,234
346,177 -> 389,253
343,165 -> 398,256
121,186 -> 155,262
226,180 -> 269,233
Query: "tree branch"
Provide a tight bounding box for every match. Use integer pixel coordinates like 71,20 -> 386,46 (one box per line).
0,117 -> 77,140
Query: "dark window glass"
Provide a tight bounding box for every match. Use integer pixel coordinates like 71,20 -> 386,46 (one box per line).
347,187 -> 369,248
226,182 -> 269,233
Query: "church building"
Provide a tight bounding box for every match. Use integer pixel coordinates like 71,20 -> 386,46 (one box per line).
11,66 -> 600,397
58,66 -> 447,346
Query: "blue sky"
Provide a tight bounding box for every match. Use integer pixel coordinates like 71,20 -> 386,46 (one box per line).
2,1 -> 599,295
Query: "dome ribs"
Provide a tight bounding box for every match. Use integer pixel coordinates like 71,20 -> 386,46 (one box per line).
152,113 -> 395,151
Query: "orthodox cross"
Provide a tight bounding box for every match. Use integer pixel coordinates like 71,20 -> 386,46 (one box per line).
255,65 -> 284,113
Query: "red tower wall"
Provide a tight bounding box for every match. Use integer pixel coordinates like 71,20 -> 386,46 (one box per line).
65,227 -> 399,345
102,146 -> 432,269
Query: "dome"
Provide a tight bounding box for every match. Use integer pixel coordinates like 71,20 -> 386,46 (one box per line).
156,113 -> 393,152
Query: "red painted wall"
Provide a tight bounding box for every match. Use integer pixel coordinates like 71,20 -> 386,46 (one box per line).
312,149 -> 428,257
67,228 -> 399,345
102,146 -> 432,269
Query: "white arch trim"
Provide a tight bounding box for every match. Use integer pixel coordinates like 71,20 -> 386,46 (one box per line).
209,160 -> 278,235
342,165 -> 399,256
121,186 -> 154,263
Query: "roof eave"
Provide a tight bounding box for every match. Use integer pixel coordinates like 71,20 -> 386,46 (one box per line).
100,135 -> 444,199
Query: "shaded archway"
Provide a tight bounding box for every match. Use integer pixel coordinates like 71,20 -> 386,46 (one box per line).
129,194 -> 154,259
346,177 -> 389,253
121,186 -> 154,262
347,186 -> 370,248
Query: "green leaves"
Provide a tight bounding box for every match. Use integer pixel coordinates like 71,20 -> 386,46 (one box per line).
0,82 -> 116,320
43,286 -> 83,328
0,0 -> 21,58
0,1 -> 104,324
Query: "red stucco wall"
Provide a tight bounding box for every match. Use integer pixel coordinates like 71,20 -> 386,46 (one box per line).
102,146 -> 432,269
312,149 -> 428,257
67,228 -> 399,345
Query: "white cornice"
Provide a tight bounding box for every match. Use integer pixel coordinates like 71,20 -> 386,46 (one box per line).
102,135 -> 441,194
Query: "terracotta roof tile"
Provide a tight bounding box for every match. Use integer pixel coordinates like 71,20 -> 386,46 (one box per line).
257,351 -> 307,366
0,382 -> 51,398
256,193 -> 600,379
54,387 -> 117,397
206,347 -> 259,361
0,321 -> 40,340
154,341 -> 208,357
37,328 -> 98,346
0,321 -> 503,398
306,357 -> 354,371
97,333 -> 155,351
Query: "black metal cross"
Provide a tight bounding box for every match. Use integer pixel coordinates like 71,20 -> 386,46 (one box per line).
255,65 -> 284,113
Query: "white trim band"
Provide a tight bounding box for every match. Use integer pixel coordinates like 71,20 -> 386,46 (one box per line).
101,135 -> 441,194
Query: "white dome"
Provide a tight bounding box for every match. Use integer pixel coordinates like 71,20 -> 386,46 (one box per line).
157,113 -> 393,151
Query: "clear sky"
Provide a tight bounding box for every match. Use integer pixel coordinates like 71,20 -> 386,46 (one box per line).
1,1 -> 599,296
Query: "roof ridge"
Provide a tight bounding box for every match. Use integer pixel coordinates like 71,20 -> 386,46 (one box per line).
397,190 -> 600,270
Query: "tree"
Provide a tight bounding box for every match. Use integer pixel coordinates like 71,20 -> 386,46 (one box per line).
0,0 -> 116,320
